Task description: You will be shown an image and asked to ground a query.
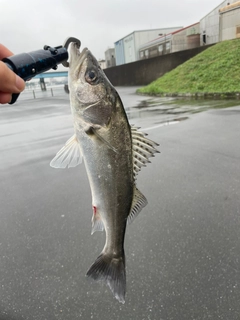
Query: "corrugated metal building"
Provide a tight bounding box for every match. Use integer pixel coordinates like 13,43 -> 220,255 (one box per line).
172,23 -> 200,52
200,0 -> 239,45
114,27 -> 182,65
219,1 -> 240,41
139,23 -> 200,59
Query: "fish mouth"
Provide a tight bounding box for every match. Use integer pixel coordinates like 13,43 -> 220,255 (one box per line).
69,42 -> 89,68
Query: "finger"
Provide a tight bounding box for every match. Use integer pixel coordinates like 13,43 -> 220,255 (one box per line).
0,44 -> 13,59
0,61 -> 25,93
0,92 -> 12,104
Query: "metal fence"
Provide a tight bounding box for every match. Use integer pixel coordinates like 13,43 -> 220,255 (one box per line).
19,85 -> 69,102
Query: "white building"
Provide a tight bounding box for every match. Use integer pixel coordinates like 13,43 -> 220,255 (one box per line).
200,0 -> 240,45
219,1 -> 240,41
114,27 -> 182,65
98,60 -> 106,69
105,48 -> 116,68
139,23 -> 200,59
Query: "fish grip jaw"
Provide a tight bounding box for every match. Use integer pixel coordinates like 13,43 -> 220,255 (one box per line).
62,37 -> 81,67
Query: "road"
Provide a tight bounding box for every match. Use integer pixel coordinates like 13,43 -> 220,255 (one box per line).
0,88 -> 240,320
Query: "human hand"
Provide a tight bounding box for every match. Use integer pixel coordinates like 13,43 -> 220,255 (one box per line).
0,44 -> 25,104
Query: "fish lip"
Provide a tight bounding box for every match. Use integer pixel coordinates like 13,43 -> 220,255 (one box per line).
79,47 -> 89,60
69,43 -> 89,69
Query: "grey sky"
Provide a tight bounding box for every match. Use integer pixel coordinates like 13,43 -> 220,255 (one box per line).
1,0 -> 222,60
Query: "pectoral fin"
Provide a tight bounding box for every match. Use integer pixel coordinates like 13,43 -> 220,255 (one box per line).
50,134 -> 82,168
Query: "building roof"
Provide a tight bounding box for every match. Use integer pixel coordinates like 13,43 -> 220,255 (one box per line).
200,0 -> 232,20
219,0 -> 240,12
171,22 -> 199,35
114,27 -> 183,43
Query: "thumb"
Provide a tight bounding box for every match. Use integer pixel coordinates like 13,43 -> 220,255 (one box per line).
0,61 -> 25,93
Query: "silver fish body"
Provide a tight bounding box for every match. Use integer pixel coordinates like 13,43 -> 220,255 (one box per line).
50,42 -> 159,303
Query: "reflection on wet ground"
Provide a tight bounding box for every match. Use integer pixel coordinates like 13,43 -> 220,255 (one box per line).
125,95 -> 240,129
1,88 -> 240,320
133,96 -> 240,115
18,86 -> 240,132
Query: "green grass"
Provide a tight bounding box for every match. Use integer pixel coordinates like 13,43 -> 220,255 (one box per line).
138,39 -> 240,96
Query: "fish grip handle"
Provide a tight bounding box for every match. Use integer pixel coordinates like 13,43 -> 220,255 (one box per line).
2,46 -> 68,104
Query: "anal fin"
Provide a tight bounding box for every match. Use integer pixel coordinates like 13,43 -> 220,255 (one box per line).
127,186 -> 148,225
91,209 -> 105,235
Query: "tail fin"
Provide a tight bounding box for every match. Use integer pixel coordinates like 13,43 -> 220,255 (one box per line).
86,252 -> 126,304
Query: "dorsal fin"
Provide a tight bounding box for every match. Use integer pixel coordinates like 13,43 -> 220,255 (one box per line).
131,126 -> 159,178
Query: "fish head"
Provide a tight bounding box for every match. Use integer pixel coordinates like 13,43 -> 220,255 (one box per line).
68,42 -> 116,119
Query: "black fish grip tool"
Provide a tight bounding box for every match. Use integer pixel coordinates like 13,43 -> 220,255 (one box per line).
2,37 -> 81,104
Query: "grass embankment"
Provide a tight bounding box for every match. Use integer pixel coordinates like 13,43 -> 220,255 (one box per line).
138,39 -> 240,96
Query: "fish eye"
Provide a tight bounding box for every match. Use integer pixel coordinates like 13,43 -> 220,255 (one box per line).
85,70 -> 98,84
89,71 -> 96,79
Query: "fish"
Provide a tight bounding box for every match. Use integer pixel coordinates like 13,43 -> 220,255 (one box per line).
50,42 -> 159,303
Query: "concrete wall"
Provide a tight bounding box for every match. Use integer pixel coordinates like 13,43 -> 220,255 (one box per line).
104,45 -> 213,86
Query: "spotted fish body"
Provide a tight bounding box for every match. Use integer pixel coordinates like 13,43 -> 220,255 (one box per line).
50,42 -> 159,303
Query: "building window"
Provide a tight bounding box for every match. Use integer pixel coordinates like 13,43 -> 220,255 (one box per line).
158,44 -> 163,52
145,49 -> 149,57
140,51 -> 144,58
166,42 -> 170,50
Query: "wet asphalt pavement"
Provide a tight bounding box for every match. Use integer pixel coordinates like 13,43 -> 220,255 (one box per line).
0,87 -> 240,320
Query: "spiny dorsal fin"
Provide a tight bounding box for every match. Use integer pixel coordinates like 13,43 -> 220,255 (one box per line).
127,187 -> 148,225
131,126 -> 159,178
50,134 -> 82,168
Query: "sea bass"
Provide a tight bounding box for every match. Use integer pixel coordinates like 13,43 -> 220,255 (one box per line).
50,42 -> 159,303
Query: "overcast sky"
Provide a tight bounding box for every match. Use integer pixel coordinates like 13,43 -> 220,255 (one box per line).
1,0 -> 222,61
